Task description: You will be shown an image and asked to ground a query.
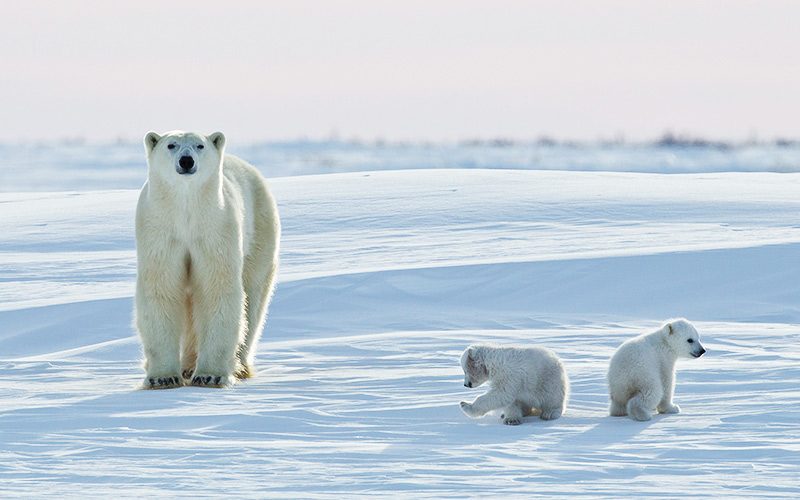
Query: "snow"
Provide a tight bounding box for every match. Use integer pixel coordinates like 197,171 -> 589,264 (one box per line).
1,166 -> 799,497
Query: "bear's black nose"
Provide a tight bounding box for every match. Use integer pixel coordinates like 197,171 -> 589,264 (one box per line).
179,156 -> 195,170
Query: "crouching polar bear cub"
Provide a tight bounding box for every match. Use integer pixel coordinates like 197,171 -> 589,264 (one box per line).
135,130 -> 280,389
460,344 -> 569,425
608,318 -> 706,421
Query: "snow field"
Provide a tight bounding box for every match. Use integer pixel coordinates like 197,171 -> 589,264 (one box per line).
1,169 -> 799,497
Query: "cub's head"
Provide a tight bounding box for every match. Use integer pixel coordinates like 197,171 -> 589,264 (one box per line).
663,318 -> 706,359
461,345 -> 489,388
143,130 -> 226,180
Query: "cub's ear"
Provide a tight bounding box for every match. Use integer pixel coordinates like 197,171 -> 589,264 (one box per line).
144,131 -> 161,154
667,322 -> 674,335
465,349 -> 477,372
209,131 -> 226,151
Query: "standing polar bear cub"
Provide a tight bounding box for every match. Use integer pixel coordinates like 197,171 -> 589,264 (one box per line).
135,130 -> 280,389
608,318 -> 706,421
460,344 -> 569,425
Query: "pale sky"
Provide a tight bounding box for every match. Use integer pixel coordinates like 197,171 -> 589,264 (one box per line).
1,0 -> 798,142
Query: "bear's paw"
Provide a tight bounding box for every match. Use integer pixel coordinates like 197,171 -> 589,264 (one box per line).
144,375 -> 183,390
190,373 -> 232,388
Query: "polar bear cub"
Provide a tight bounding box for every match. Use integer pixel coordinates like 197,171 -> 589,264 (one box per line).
459,344 -> 569,425
608,318 -> 706,421
135,130 -> 280,389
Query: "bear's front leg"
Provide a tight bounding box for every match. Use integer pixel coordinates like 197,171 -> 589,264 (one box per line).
189,254 -> 246,388
135,275 -> 184,390
460,401 -> 480,417
657,369 -> 680,414
460,388 -> 515,419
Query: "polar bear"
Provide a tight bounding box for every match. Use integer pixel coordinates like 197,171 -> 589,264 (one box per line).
459,344 -> 569,425
608,318 -> 706,421
135,130 -> 280,389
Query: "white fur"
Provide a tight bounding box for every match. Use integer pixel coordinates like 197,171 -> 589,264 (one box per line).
607,318 -> 706,421
135,130 -> 280,389
459,344 -> 569,425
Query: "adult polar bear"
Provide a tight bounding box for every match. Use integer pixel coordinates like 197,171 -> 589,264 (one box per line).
135,130 -> 280,389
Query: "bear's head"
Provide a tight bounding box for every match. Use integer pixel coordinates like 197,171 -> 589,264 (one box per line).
461,345 -> 489,388
143,130 -> 226,181
663,318 -> 706,359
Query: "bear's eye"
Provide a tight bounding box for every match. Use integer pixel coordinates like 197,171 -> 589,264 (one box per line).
687,339 -> 694,344
167,144 -> 176,150
197,144 -> 204,150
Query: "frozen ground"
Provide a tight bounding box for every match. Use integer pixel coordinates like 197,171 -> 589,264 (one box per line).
1,168 -> 799,497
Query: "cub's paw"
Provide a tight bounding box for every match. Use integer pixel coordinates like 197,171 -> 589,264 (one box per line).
539,408 -> 563,421
460,401 -> 478,417
628,408 -> 653,422
503,416 -> 522,426
609,401 -> 627,417
144,375 -> 183,390
190,373 -> 232,388
658,403 -> 681,414
181,369 -> 194,380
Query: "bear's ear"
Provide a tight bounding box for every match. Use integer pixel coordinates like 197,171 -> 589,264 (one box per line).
667,322 -> 674,335
209,131 -> 226,151
466,348 -> 478,372
144,131 -> 161,155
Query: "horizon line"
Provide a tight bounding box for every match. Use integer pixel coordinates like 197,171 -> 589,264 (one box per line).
4,131 -> 800,150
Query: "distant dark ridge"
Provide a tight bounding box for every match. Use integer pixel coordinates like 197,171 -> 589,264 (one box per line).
457,133 -> 800,150
2,132 -> 800,149
653,132 -> 732,150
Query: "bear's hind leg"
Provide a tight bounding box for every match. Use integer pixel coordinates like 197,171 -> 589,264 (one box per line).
609,398 -> 627,416
539,407 -> 563,420
626,392 -> 659,421
181,345 -> 197,380
657,401 -> 681,414
181,291 -> 198,380
235,248 -> 278,380
524,407 -> 542,417
500,404 -> 525,426
234,276 -> 268,380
